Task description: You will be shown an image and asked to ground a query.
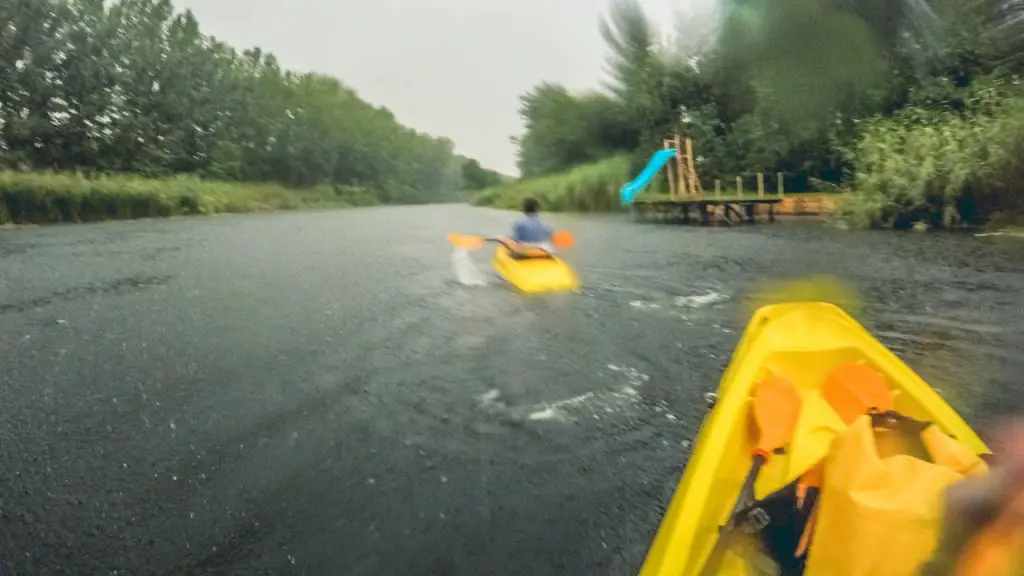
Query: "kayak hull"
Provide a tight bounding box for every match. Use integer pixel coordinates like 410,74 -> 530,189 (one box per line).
492,245 -> 579,294
639,302 -> 988,576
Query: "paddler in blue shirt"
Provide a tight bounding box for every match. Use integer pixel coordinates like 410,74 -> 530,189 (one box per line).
510,197 -> 553,251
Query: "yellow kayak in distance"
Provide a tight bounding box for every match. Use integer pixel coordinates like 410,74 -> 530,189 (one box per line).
492,243 -> 580,294
639,302 -> 989,576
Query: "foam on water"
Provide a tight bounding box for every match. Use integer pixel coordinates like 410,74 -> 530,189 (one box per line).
517,365 -> 653,423
629,300 -> 661,310
477,363 -> 664,424
527,407 -> 565,422
478,389 -> 502,404
451,249 -> 488,286
674,290 -> 728,309
625,289 -> 728,316
607,364 -> 650,387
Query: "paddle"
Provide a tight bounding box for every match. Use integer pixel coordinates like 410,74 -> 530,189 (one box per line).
447,233 -> 489,250
699,374 -> 803,575
552,230 -> 574,248
446,231 -> 575,251
822,363 -> 893,425
728,374 -> 804,527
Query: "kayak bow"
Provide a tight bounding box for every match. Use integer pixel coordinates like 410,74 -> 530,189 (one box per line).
640,302 -> 988,576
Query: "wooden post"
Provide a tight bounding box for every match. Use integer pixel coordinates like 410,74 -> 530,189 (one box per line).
685,137 -> 698,198
757,172 -> 765,199
714,179 -> 721,199
777,172 -> 785,197
674,134 -> 687,197
664,140 -> 677,199
736,176 -> 742,198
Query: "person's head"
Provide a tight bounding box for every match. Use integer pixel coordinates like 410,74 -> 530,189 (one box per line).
523,197 -> 540,216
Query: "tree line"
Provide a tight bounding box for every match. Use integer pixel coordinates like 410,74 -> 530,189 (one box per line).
508,0 -> 1024,226
0,0 -> 502,204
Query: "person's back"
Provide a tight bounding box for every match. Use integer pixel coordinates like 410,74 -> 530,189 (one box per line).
511,197 -> 552,246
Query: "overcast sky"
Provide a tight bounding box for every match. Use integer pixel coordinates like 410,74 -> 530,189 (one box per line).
176,0 -> 711,175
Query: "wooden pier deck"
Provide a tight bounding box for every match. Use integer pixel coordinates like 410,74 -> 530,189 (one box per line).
632,197 -> 783,225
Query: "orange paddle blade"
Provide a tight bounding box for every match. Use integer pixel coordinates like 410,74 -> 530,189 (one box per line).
751,374 -> 803,459
822,363 -> 892,424
799,364 -> 891,499
447,233 -> 487,250
552,230 -> 575,249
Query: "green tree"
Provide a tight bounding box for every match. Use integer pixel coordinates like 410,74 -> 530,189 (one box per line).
516,84 -> 638,177
0,0 -> 495,204
460,158 -> 502,190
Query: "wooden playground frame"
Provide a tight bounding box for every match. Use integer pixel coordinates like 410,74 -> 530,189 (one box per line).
633,134 -> 783,225
663,135 -> 702,199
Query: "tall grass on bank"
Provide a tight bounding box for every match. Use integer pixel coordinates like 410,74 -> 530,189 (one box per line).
471,156 -> 630,212
0,171 -> 379,225
841,87 -> 1024,229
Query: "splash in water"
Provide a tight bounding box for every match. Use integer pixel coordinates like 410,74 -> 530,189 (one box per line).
451,248 -> 488,286
674,290 -> 728,309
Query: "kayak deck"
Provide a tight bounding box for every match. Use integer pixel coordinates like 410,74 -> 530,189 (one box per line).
492,245 -> 579,294
639,302 -> 987,576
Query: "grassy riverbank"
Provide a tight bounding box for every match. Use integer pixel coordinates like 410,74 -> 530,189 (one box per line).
0,171 -> 381,225
471,156 -> 629,212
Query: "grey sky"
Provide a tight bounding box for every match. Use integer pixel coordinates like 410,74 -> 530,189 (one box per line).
176,0 -> 713,175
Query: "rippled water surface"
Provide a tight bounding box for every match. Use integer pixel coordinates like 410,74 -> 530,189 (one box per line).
1,205 -> 1022,574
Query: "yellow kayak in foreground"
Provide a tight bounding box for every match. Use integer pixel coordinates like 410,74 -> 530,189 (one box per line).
492,244 -> 579,294
640,302 -> 989,576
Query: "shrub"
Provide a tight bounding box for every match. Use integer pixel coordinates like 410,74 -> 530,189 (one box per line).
841,85 -> 1024,229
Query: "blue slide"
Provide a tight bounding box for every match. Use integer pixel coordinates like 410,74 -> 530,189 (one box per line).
620,148 -> 677,205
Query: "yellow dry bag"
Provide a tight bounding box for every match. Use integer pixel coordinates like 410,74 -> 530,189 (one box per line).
804,412 -> 988,576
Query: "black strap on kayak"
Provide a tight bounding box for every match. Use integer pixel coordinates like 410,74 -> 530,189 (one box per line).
702,480 -> 814,576
867,409 -> 937,463
738,481 -> 818,576
868,409 -> 932,435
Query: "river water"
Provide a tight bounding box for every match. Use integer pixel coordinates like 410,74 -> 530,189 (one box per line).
1,205 -> 1023,574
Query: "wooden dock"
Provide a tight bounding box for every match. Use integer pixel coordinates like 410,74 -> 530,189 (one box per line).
633,198 -> 783,225
623,136 -> 839,225
775,194 -> 839,217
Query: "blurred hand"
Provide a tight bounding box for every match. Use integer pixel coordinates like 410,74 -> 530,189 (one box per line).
945,434 -> 1024,531
927,421 -> 1024,574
